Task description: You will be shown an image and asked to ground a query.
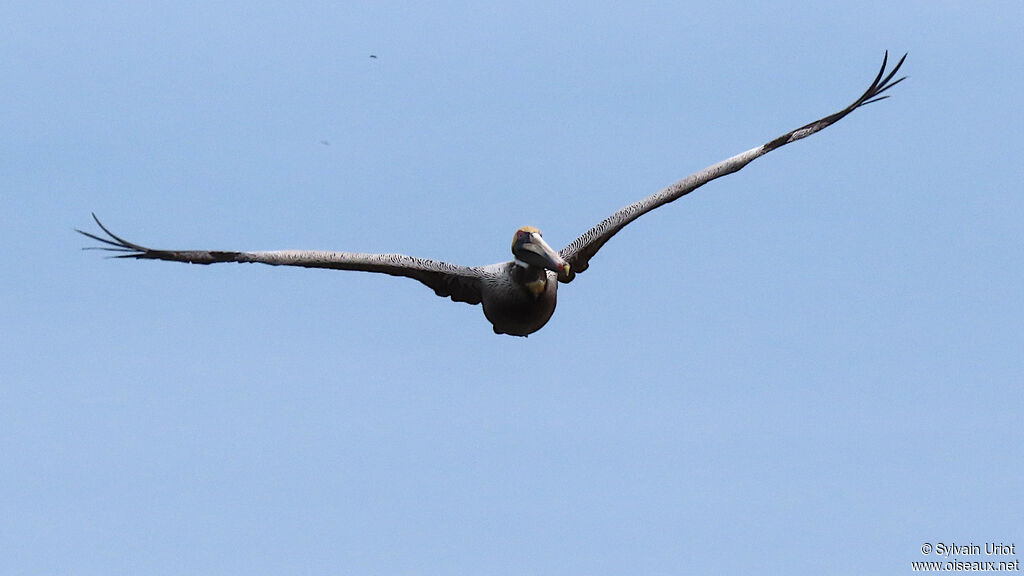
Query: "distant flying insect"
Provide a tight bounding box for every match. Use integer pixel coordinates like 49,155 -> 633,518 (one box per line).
79,53 -> 906,336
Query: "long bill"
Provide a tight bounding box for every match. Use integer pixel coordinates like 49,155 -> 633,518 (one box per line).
516,232 -> 571,277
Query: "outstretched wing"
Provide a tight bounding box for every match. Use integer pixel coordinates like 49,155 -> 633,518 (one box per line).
77,214 -> 485,305
558,51 -> 906,283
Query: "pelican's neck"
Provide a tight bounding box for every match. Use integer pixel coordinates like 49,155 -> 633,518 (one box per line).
512,260 -> 548,298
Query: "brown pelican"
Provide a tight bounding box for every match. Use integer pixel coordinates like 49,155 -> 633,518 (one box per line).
79,52 -> 906,336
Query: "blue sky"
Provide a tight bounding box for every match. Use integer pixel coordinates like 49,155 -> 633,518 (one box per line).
3,2 -> 1022,574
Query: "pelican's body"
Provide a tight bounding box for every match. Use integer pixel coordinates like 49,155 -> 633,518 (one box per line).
479,262 -> 560,336
79,53 -> 906,337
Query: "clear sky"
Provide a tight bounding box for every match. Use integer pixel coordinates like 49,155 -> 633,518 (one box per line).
3,2 -> 1022,574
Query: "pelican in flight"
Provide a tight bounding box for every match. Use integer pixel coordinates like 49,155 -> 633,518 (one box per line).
80,52 -> 906,336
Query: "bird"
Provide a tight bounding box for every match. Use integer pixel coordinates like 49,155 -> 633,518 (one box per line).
79,52 -> 906,337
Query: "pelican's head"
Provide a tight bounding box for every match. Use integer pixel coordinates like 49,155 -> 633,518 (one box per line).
511,226 -> 570,277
